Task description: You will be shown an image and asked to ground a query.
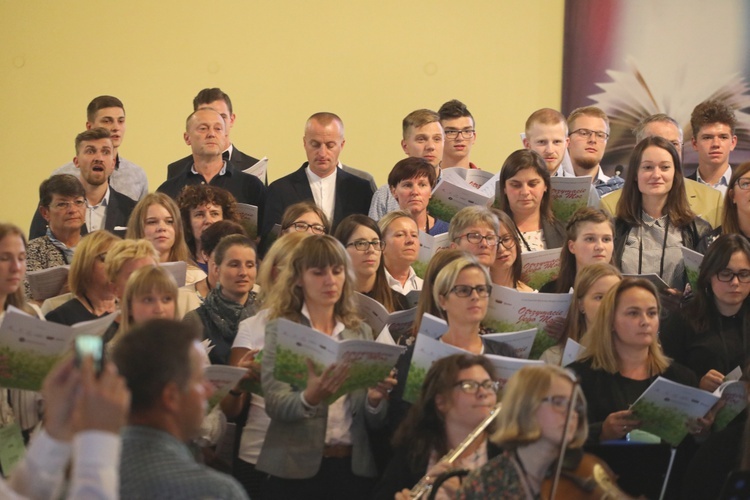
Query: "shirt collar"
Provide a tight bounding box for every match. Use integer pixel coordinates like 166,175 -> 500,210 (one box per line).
87,185 -> 111,208
305,164 -> 337,182
191,161 -> 228,177
301,303 -> 346,338
45,228 -> 76,262
384,267 -> 418,287
696,165 -> 731,187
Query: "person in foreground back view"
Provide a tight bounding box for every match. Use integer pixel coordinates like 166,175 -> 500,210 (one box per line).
2,355 -> 130,500
112,319 -> 249,499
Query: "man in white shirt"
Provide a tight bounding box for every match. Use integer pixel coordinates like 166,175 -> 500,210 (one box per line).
687,99 -> 738,195
52,96 -> 148,202
3,356 -> 129,500
29,128 -> 136,238
369,109 -> 445,220
260,113 -> 373,254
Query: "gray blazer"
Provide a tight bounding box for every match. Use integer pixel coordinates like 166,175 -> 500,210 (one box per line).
256,317 -> 386,479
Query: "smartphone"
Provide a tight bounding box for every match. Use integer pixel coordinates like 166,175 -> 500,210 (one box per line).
74,335 -> 104,375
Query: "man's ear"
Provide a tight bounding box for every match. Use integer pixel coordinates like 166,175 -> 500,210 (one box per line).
161,380 -> 182,414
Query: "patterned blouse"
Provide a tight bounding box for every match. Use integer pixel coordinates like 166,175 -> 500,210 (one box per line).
457,450 -> 535,500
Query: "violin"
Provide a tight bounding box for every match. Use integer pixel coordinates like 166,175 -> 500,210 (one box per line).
540,449 -> 637,500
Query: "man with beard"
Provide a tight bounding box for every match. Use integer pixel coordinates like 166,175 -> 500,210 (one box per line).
29,128 -> 135,238
523,107 -> 599,206
566,106 -> 623,197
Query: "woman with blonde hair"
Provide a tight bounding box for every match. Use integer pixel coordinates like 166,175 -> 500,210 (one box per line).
457,364 -> 588,498
256,235 -> 394,498
568,278 -> 699,443
117,265 -> 179,336
46,230 -> 120,325
0,223 -> 45,438
224,231 -> 311,499
379,210 -> 422,295
126,192 -> 203,285
540,263 -> 622,365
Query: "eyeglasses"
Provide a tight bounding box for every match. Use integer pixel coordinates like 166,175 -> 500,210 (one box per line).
444,129 -> 476,140
716,269 -> 750,283
454,379 -> 499,394
497,235 -> 516,250
735,179 -> 750,191
541,395 -> 585,414
346,239 -> 385,252
285,221 -> 326,235
449,284 -> 492,298
454,232 -> 498,246
570,128 -> 609,141
51,199 -> 86,210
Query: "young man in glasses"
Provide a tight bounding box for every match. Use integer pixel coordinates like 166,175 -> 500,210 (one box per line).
567,106 -> 623,197
438,99 -> 478,169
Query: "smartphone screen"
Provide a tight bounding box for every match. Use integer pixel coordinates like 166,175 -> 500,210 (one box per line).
74,335 -> 103,375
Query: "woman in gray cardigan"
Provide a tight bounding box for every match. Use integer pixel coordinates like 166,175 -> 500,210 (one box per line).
257,235 -> 395,499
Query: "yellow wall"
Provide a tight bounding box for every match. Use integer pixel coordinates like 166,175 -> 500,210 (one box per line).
0,1 -> 564,230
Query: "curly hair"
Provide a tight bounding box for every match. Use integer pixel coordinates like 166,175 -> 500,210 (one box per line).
176,185 -> 239,259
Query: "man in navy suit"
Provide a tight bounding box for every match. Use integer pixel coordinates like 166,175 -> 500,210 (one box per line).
166,88 -> 261,180
29,128 -> 135,239
260,112 -> 373,253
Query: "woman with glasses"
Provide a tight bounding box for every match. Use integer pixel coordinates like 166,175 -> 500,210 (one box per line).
540,208 -> 615,294
388,157 -> 448,236
126,193 -> 204,285
488,209 -> 533,292
334,214 -> 410,314
379,211 -> 423,295
25,174 -> 87,299
46,230 -> 120,325
449,207 -> 500,269
712,161 -> 750,242
614,137 -> 712,293
496,150 -> 566,252
433,256 -> 514,356
457,364 -> 588,499
568,278 -> 700,443
660,234 -> 750,391
375,354 -> 500,500
280,200 -> 330,236
257,235 -> 394,498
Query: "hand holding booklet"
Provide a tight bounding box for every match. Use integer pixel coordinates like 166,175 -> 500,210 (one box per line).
0,306 -> 117,391
272,318 -> 405,403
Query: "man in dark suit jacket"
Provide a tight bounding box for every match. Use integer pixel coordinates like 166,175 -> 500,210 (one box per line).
30,128 -> 136,239
166,88 -> 263,181
260,113 -> 373,254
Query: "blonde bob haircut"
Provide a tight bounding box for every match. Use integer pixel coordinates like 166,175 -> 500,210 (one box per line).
265,235 -> 361,330
105,239 -> 159,283
377,209 -> 413,235
448,206 -> 500,243
580,278 -> 671,375
491,364 -> 588,449
69,230 -> 121,296
432,255 -> 491,322
126,193 -> 190,263
256,232 -> 311,304
118,265 -> 179,335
